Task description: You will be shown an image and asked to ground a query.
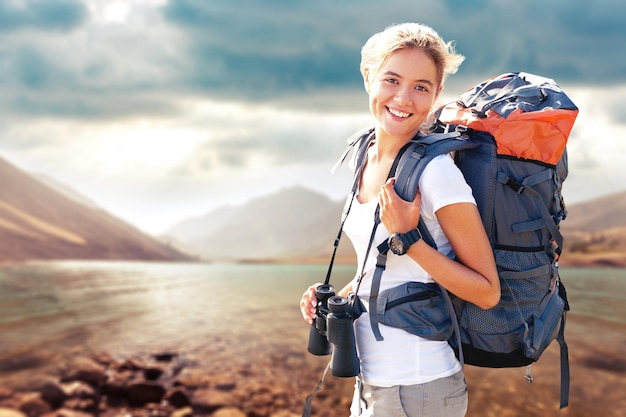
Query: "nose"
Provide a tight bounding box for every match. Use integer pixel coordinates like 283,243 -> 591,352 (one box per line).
394,86 -> 412,106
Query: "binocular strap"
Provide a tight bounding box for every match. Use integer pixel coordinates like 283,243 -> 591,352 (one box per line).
301,360 -> 331,417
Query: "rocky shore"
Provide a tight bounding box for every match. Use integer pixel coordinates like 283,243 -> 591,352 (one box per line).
2,328 -> 626,417
0,350 -> 320,417
0,346 -> 353,417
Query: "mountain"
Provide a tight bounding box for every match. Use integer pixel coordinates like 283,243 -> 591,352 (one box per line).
0,156 -> 192,263
559,190 -> 626,267
560,190 -> 626,232
164,186 -> 354,263
165,186 -> 626,267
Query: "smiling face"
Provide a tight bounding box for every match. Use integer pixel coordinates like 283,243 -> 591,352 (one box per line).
365,48 -> 442,143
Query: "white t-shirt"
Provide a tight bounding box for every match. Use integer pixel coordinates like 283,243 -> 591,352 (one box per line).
343,153 -> 475,386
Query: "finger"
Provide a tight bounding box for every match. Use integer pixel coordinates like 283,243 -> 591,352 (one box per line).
301,285 -> 320,323
378,178 -> 393,205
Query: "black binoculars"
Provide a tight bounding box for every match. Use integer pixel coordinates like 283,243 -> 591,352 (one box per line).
307,284 -> 360,377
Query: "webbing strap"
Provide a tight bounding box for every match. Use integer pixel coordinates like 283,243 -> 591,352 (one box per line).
439,282 -> 464,368
512,219 -> 546,234
323,131 -> 375,286
497,172 -> 564,255
557,313 -> 570,409
417,220 -> 465,369
368,242 -> 388,341
500,264 -> 552,281
356,142 -> 413,339
524,186 -> 564,255
301,360 -> 331,417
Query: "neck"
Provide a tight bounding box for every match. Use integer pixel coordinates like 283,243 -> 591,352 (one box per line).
373,128 -> 418,161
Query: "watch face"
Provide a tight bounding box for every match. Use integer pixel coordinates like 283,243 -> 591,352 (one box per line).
389,235 -> 404,255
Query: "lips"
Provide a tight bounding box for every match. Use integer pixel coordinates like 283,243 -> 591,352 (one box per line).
387,106 -> 412,118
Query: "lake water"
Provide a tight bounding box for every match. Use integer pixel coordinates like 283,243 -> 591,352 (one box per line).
1,261 -> 625,416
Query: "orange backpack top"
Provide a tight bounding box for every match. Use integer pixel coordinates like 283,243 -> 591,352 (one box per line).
438,72 -> 578,165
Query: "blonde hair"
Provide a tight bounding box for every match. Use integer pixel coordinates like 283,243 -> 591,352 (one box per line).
360,23 -> 465,89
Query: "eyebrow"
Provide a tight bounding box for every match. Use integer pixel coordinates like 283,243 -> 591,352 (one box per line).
383,71 -> 435,87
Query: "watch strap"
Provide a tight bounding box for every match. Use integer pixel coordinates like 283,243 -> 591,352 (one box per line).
402,229 -> 422,247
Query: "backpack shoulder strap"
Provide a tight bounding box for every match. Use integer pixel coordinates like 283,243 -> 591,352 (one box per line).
367,131 -> 478,342
332,126 -> 375,175
393,132 -> 479,202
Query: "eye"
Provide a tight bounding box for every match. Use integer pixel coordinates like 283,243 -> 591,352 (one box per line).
384,77 -> 399,84
415,84 -> 430,93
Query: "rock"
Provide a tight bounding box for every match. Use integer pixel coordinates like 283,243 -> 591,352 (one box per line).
191,388 -> 237,415
117,356 -> 146,372
143,364 -> 165,381
0,387 -> 15,400
126,381 -> 166,407
211,407 -> 247,417
214,382 -> 236,391
164,387 -> 191,408
90,351 -> 117,368
270,411 -> 300,417
60,357 -> 106,387
102,370 -> 133,406
0,408 -> 26,417
153,352 -> 179,362
60,396 -> 97,413
39,380 -> 67,409
61,381 -> 96,399
17,392 -> 51,417
50,408 -> 94,417
59,380 -> 98,411
171,406 -> 194,417
142,402 -> 174,417
173,368 -> 209,390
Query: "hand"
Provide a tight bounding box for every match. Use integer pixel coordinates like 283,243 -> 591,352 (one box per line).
300,283 -> 322,324
378,178 -> 421,234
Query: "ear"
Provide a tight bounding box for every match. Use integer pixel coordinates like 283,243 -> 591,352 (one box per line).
363,70 -> 371,94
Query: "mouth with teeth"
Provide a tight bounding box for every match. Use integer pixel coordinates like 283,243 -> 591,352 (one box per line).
387,106 -> 412,118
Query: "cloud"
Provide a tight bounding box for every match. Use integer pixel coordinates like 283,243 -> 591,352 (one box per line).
0,0 -> 624,233
2,0 -> 624,123
0,0 -> 87,32
168,102 -> 373,179
162,0 -> 626,106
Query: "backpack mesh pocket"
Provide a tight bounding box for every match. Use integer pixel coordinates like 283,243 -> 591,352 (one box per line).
460,249 -> 553,339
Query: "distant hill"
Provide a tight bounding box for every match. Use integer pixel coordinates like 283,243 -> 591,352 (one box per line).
165,186 -> 626,267
561,191 -> 626,232
164,186 -> 354,263
0,156 -> 192,263
559,190 -> 626,267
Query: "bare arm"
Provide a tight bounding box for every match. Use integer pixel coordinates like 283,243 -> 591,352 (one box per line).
379,178 -> 500,309
409,202 -> 500,308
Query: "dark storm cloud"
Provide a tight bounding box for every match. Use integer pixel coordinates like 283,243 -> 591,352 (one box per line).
1,0 -> 624,122
0,0 -> 87,32
164,0 -> 626,103
163,0 -> 370,99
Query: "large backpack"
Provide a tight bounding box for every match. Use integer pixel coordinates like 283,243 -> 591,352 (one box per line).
350,72 -> 578,409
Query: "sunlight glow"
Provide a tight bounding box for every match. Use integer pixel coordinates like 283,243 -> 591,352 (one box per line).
102,2 -> 130,23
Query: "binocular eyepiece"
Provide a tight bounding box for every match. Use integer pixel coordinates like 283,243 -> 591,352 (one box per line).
307,284 -> 360,378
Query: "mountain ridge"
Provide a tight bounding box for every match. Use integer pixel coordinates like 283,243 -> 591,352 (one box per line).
165,185 -> 351,261
164,186 -> 626,267
0,156 -> 192,263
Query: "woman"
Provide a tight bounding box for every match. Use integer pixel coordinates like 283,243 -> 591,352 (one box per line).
300,23 -> 500,417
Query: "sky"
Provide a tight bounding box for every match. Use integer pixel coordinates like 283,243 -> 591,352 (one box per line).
1,0 -> 625,235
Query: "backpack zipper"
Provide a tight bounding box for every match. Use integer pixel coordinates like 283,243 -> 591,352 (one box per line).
385,290 -> 439,310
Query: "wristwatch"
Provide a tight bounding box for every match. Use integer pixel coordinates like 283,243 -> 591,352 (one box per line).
388,229 -> 422,255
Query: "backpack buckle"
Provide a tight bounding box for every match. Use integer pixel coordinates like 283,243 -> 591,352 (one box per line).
506,178 -> 525,194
